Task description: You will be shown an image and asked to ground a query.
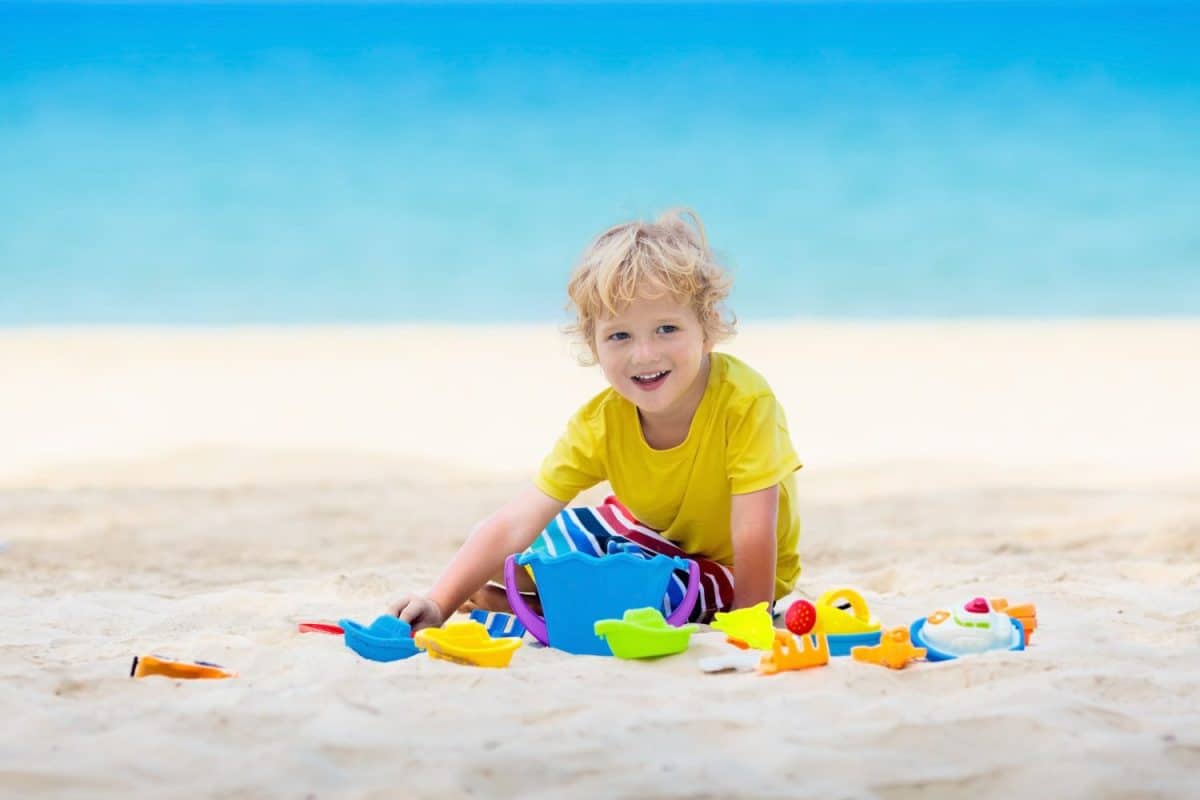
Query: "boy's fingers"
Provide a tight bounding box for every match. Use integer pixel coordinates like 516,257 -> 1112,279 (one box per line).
387,594 -> 415,618
397,598 -> 427,624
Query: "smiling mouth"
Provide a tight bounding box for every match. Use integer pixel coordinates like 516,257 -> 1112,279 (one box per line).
631,370 -> 671,388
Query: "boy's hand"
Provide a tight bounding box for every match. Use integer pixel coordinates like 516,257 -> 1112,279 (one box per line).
386,594 -> 446,633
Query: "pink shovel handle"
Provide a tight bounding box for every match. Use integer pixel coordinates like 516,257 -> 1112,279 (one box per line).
665,560 -> 701,626
504,554 -> 549,646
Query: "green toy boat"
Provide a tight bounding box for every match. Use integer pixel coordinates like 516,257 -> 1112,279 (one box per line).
593,607 -> 698,660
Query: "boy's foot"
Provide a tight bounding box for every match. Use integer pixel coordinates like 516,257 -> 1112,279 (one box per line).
459,584 -> 542,616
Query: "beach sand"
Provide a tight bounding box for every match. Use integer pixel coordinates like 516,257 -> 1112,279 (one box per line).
1,322 -> 1198,799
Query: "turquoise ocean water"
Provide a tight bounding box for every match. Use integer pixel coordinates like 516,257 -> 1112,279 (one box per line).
1,1 -> 1197,324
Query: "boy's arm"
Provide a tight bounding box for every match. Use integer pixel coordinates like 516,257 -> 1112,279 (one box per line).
422,483 -> 566,622
730,484 -> 779,610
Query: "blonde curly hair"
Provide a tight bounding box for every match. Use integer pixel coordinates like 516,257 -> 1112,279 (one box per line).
564,208 -> 737,365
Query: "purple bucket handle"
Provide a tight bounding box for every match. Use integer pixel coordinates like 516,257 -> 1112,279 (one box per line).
667,559 -> 702,626
504,554 -> 549,646
504,554 -> 701,645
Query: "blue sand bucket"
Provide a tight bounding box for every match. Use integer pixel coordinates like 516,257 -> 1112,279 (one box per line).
504,550 -> 700,656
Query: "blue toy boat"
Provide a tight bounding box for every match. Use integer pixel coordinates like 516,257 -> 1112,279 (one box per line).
339,615 -> 422,662
504,550 -> 700,656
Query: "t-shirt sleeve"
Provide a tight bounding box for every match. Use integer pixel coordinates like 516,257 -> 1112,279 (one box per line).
534,405 -> 607,503
726,394 -> 803,495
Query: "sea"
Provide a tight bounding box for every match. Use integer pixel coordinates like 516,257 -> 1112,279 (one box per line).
1,1 -> 1197,323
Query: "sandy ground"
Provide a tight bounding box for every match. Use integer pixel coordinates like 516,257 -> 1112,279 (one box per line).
1,322 -> 1199,799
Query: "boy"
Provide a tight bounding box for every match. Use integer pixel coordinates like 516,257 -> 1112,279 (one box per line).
389,209 -> 801,630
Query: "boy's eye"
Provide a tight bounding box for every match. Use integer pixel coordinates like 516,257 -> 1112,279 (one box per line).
606,332 -> 629,341
657,325 -> 678,334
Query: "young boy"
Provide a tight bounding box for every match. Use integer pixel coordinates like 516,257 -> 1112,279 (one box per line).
388,209 -> 801,630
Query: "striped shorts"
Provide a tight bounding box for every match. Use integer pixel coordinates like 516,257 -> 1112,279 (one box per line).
523,496 -> 735,624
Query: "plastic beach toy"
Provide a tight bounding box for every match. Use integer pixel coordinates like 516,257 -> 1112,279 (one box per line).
594,607 -> 699,659
130,655 -> 236,680
757,630 -> 830,675
710,602 -> 776,650
414,621 -> 522,668
815,588 -> 882,656
504,550 -> 700,656
298,622 -> 344,635
339,615 -> 422,662
815,588 -> 880,634
991,598 -> 1038,646
910,597 -> 1025,661
698,650 -> 763,674
851,626 -> 926,670
469,609 -> 526,639
785,599 -> 817,635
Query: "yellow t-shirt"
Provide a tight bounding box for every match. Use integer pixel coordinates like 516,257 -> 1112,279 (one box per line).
534,351 -> 802,600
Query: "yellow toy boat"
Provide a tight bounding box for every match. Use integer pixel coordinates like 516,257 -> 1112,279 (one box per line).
414,621 -> 522,668
851,626 -> 926,670
710,602 -> 775,650
757,630 -> 830,675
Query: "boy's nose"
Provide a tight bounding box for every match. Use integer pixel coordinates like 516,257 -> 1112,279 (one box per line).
632,339 -> 659,364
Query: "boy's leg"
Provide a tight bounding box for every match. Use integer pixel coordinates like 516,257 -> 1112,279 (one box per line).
492,497 -> 738,624
525,505 -> 617,559
591,497 -> 736,624
663,556 -> 736,624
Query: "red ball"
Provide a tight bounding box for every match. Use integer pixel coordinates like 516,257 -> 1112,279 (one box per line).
785,599 -> 817,635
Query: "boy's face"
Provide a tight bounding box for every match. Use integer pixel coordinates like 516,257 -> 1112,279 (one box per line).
594,292 -> 712,424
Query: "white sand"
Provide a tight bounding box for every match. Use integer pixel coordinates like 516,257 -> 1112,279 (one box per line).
1,322 -> 1198,799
